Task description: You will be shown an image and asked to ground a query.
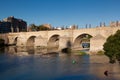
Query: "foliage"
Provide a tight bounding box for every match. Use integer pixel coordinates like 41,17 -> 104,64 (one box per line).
103,30 -> 120,64
78,51 -> 87,55
29,24 -> 50,31
29,24 -> 37,31
37,25 -> 50,31
72,50 -> 87,56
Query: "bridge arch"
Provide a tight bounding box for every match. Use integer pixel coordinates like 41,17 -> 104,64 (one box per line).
34,35 -> 47,47
13,37 -> 18,45
73,33 -> 92,50
5,37 -> 9,45
48,34 -> 60,48
26,36 -> 37,47
0,38 -> 5,46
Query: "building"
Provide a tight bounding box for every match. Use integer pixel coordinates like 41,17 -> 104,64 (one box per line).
42,24 -> 52,29
0,16 -> 27,33
0,21 -> 11,33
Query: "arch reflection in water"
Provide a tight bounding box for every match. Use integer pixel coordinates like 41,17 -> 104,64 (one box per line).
13,37 -> 18,45
1,47 -> 120,80
5,46 -> 59,56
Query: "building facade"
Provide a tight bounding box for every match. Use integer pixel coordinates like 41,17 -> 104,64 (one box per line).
0,21 -> 11,33
0,16 -> 27,33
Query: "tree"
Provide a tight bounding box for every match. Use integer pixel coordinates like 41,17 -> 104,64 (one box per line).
37,25 -> 50,31
29,24 -> 51,31
103,30 -> 120,64
29,24 -> 37,31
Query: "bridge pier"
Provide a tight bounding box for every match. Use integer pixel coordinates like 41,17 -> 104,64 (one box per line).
7,36 -> 15,45
59,36 -> 72,51
34,37 -> 47,48
16,36 -> 27,46
90,34 -> 106,53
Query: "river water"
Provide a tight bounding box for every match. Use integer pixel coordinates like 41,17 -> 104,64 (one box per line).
0,46 -> 120,80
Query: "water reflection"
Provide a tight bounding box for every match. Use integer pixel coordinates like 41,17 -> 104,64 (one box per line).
0,46 -> 120,80
4,46 -> 59,56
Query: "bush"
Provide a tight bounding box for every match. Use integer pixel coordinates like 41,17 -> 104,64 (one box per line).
103,30 -> 120,64
73,50 -> 87,56
79,51 -> 87,55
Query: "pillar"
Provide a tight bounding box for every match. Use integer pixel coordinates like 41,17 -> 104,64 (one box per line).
11,27 -> 14,33
100,22 -> 102,27
34,36 -> 47,47
85,24 -> 88,28
103,22 -> 106,27
16,26 -> 19,32
10,23 -> 14,32
89,24 -> 91,28
59,36 -> 72,50
16,36 -> 27,47
90,34 -> 106,53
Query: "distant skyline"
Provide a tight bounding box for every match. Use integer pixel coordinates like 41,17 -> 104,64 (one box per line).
0,0 -> 120,28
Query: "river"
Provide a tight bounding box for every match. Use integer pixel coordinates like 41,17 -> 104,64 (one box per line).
0,46 -> 120,80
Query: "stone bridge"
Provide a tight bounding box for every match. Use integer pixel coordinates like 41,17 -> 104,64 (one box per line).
0,26 -> 120,52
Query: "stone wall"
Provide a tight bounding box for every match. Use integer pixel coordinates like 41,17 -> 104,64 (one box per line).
1,26 -> 120,53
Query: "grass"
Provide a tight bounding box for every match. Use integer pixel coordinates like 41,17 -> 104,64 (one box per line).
72,50 -> 88,56
96,50 -> 105,55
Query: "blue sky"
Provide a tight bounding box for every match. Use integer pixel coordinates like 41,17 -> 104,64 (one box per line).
0,0 -> 120,28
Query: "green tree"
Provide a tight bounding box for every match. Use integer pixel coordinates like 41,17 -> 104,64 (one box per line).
29,24 -> 37,31
103,30 -> 120,64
